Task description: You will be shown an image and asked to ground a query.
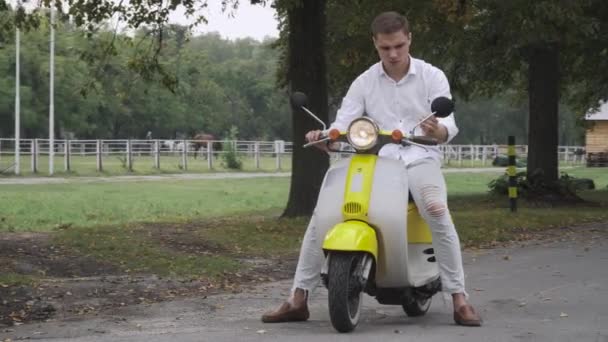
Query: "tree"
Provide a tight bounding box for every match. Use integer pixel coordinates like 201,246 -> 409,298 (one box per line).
276,0 -> 329,217
422,0 -> 608,185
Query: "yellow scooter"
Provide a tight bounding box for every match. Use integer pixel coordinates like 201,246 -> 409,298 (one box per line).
291,92 -> 454,333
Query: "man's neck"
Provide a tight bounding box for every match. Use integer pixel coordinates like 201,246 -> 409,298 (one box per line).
382,56 -> 411,82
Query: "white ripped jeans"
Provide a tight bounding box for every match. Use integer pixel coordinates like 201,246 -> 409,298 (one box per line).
291,157 -> 467,298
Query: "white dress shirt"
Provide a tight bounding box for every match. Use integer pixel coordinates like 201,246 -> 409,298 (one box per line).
329,57 -> 458,166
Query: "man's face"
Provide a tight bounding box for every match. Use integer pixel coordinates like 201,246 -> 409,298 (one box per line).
373,30 -> 411,69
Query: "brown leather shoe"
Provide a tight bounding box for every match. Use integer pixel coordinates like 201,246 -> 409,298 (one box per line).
261,288 -> 309,323
454,304 -> 482,326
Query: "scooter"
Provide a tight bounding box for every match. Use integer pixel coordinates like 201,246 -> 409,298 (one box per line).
291,92 -> 454,333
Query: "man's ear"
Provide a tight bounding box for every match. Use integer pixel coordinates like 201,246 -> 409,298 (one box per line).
372,35 -> 377,47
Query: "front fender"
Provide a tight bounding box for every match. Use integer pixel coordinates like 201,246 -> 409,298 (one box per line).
322,221 -> 378,260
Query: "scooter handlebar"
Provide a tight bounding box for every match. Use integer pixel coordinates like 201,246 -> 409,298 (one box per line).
405,135 -> 439,146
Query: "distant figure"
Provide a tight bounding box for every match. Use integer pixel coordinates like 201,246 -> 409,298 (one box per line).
146,131 -> 152,140
192,133 -> 222,159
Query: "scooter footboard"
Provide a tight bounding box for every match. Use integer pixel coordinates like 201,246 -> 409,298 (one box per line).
322,221 -> 378,260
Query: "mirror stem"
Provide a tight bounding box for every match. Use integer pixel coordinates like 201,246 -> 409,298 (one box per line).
301,106 -> 327,131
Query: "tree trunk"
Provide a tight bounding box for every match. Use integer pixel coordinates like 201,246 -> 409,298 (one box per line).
281,0 -> 329,217
526,44 -> 559,184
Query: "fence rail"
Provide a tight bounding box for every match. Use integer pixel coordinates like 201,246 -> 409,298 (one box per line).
0,138 -> 586,175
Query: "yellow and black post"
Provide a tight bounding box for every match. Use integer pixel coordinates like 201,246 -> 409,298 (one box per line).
507,136 -> 517,212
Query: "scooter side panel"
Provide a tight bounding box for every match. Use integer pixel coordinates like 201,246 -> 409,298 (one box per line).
367,158 -> 412,287
314,159 -> 351,248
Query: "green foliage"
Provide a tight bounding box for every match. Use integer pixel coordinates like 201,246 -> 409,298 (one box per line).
0,10 -> 291,141
221,125 -> 243,170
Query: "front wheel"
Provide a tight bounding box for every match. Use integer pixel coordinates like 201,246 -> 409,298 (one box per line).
327,252 -> 365,333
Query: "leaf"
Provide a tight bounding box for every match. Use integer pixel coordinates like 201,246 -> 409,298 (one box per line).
256,329 -> 266,334
560,312 -> 568,318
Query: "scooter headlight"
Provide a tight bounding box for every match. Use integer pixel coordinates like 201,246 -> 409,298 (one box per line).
347,117 -> 379,151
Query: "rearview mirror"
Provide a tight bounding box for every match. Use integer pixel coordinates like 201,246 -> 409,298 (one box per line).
290,92 -> 308,109
431,97 -> 455,118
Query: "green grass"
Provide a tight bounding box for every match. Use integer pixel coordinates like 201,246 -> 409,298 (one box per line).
51,211 -> 310,279
0,178 -> 290,231
449,191 -> 608,246
0,273 -> 37,287
1,167 -> 607,282
54,224 -> 240,278
0,154 -> 292,177
1,167 -> 606,232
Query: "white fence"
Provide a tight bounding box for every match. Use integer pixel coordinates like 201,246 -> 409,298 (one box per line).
0,138 -> 585,174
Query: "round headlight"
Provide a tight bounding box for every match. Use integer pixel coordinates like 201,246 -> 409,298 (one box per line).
347,118 -> 379,150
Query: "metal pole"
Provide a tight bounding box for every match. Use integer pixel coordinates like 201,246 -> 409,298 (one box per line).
508,136 -> 518,213
15,22 -> 21,175
127,140 -> 132,171
181,140 -> 187,171
207,141 -> 213,169
154,140 -> 160,169
64,139 -> 70,171
49,2 -> 55,175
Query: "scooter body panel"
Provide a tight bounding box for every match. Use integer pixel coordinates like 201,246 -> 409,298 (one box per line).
315,155 -> 439,289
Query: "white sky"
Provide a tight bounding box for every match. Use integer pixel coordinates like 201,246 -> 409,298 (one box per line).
169,1 -> 280,41
9,0 -> 280,41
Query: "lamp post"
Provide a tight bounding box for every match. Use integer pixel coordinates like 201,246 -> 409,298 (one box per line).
49,1 -> 56,175
14,0 -> 21,175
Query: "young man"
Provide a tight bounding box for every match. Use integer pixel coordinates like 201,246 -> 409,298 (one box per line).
262,11 -> 482,327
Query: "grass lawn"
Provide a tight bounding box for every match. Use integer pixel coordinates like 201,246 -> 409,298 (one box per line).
1,166 -> 606,282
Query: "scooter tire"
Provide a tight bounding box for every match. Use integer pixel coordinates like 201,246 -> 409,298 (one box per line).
328,252 -> 364,333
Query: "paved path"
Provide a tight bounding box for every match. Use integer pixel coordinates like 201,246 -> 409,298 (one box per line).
3,224 -> 606,342
0,168 -> 509,185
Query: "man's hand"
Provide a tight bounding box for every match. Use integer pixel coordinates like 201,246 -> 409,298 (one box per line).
420,116 -> 448,143
305,130 -> 330,152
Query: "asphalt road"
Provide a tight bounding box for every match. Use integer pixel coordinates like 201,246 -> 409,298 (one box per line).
3,224 -> 607,342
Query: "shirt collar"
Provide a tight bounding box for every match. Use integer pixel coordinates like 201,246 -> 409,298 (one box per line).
377,55 -> 417,79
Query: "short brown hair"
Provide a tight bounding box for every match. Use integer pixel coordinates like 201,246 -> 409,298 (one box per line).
371,11 -> 409,36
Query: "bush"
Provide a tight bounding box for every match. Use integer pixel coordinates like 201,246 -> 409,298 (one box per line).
488,170 -> 595,197
221,126 -> 243,170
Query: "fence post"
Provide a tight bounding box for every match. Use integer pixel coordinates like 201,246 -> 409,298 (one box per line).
154,140 -> 160,169
470,144 -> 474,167
482,146 -> 487,166
31,139 -> 38,173
275,140 -> 283,170
96,140 -> 103,172
126,139 -> 133,172
207,141 -> 213,169
508,136 -> 517,212
181,140 -> 188,171
457,145 -> 462,167
254,142 -> 260,170
64,140 -> 70,172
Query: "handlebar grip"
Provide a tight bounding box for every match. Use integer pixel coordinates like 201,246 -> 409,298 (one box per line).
408,136 -> 439,146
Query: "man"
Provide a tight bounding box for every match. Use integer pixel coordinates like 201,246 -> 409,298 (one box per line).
262,11 -> 482,327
